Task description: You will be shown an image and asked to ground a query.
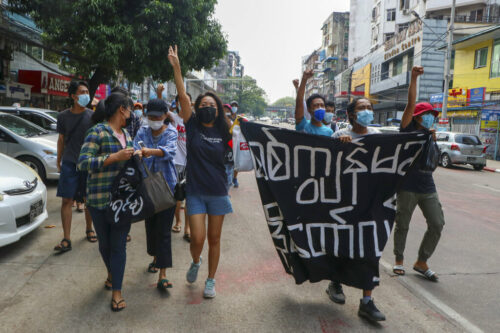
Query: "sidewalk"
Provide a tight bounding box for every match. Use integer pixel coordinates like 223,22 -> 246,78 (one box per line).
485,159 -> 500,172
0,174 -> 462,332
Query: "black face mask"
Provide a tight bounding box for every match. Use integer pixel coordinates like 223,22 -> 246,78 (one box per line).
124,116 -> 132,128
198,106 -> 217,124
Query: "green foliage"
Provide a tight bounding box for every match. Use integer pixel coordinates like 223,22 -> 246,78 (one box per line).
9,0 -> 227,97
272,96 -> 295,107
218,75 -> 267,117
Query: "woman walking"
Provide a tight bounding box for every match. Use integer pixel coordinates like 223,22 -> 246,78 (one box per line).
133,98 -> 178,290
168,45 -> 232,298
78,93 -> 135,312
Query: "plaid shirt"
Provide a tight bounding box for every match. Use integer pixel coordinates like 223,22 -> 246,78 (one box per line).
78,122 -> 133,209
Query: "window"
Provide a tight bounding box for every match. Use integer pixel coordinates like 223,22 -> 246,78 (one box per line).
455,135 -> 481,145
392,57 -> 403,76
437,134 -> 449,142
398,23 -> 409,32
384,33 -> 394,42
474,47 -> 488,68
491,40 -> 500,78
470,9 -> 483,22
400,0 -> 409,10
371,25 -> 379,45
387,9 -> 396,21
407,54 -> 414,71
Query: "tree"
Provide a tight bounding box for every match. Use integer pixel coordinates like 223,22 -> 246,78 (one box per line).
9,0 -> 227,99
218,75 -> 267,117
272,96 -> 295,107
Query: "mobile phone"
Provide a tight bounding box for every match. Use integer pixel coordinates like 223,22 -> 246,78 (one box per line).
138,141 -> 145,149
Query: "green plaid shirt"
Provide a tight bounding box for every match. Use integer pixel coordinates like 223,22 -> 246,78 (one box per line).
78,122 -> 133,209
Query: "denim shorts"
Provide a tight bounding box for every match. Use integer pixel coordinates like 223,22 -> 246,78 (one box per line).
57,161 -> 85,199
186,194 -> 233,216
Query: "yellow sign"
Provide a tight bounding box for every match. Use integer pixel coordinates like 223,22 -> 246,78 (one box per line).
481,120 -> 499,129
438,110 -> 479,118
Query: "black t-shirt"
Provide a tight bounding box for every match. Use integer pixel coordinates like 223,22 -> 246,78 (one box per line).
185,116 -> 228,196
56,108 -> 94,164
399,120 -> 436,194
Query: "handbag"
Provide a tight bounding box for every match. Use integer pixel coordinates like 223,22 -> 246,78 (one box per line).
232,122 -> 254,172
174,178 -> 186,201
138,159 -> 176,214
420,134 -> 440,172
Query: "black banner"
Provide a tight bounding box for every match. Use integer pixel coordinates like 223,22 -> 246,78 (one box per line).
240,122 -> 426,290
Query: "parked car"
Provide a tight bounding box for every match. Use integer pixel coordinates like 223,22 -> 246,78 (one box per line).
0,106 -> 59,132
272,118 -> 280,124
0,112 -> 59,181
0,153 -> 48,247
436,132 -> 487,170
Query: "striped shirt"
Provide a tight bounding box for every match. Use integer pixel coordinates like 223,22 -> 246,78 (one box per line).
78,122 -> 133,209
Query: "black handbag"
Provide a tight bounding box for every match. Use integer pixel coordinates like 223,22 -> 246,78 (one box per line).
420,134 -> 440,172
174,178 -> 186,201
138,159 -> 176,214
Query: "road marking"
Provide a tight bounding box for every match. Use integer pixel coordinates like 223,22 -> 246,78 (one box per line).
473,184 -> 500,193
380,259 -> 484,333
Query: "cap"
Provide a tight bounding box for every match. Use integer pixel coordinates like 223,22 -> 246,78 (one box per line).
230,100 -> 239,106
413,102 -> 439,117
223,104 -> 232,110
134,102 -> 143,109
146,98 -> 168,117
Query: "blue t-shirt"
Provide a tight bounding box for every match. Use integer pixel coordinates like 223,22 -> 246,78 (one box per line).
296,118 -> 334,137
185,115 -> 228,196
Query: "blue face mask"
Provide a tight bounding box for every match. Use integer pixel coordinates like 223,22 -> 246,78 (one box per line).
77,94 -> 90,107
313,108 -> 326,121
231,106 -> 238,113
323,112 -> 334,124
355,109 -> 374,127
420,113 -> 435,129
134,109 -> 143,118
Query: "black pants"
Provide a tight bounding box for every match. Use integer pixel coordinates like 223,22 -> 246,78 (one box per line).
145,207 -> 176,268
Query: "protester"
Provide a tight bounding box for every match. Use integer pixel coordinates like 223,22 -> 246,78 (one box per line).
223,104 -> 235,189
393,66 -> 445,282
168,45 -> 233,299
54,80 -> 95,253
229,101 -> 240,187
330,97 -> 385,322
78,92 -> 135,312
133,98 -> 178,290
324,100 -> 339,133
133,102 -> 146,126
294,69 -> 333,136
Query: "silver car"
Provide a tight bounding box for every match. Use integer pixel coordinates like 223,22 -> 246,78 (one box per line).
0,106 -> 59,132
436,132 -> 487,171
0,113 -> 59,181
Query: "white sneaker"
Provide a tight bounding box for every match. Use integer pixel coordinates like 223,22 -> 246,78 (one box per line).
203,278 -> 216,298
186,257 -> 202,283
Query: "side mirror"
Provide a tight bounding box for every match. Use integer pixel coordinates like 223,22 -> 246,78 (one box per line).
50,123 -> 57,131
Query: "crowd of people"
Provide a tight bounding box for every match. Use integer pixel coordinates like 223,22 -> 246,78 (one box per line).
52,45 -> 444,320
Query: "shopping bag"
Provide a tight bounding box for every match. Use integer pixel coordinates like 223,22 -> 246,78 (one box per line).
232,123 -> 254,172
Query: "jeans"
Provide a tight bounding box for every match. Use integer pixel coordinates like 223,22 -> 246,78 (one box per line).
145,207 -> 175,268
88,207 -> 131,290
393,191 -> 445,262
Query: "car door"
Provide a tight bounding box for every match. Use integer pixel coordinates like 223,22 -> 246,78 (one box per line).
19,112 -> 53,131
0,128 -> 21,156
436,133 -> 449,152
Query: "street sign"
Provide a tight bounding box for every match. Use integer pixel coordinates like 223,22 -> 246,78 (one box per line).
439,118 -> 449,125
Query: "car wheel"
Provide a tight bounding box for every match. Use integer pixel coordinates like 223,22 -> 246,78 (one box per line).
473,165 -> 484,171
17,156 -> 46,182
441,154 -> 452,168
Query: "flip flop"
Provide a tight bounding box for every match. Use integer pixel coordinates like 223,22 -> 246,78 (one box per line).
413,267 -> 439,282
183,233 -> 191,243
111,298 -> 126,312
172,224 -> 181,233
148,262 -> 158,273
157,279 -> 173,291
86,230 -> 98,243
393,265 -> 405,276
54,238 -> 72,253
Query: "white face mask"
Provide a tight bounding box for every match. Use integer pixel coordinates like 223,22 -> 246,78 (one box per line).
148,119 -> 164,130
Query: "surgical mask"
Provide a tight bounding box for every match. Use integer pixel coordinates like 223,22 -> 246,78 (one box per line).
323,112 -> 334,124
134,109 -> 143,118
148,119 -> 164,130
231,106 -> 238,113
198,106 -> 217,124
77,94 -> 90,107
355,109 -> 374,127
313,108 -> 326,121
420,113 -> 435,129
226,113 -> 231,117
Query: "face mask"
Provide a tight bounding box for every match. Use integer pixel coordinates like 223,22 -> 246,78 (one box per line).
313,108 -> 326,122
134,109 -> 143,118
148,119 -> 164,130
323,112 -> 334,124
77,94 -> 90,107
355,109 -> 374,127
198,106 -> 217,124
420,113 -> 435,129
124,116 -> 132,128
226,113 -> 231,117
231,106 -> 238,113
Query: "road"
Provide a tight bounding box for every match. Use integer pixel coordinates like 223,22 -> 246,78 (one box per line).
0,124 -> 498,332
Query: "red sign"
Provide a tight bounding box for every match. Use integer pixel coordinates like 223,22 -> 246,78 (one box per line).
439,118 -> 449,125
18,70 -> 72,96
240,142 -> 249,150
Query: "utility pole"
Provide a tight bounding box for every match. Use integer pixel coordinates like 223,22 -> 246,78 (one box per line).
441,0 -> 456,125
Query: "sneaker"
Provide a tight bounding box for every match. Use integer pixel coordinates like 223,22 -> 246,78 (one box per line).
203,278 -> 216,298
233,178 -> 239,188
186,257 -> 202,283
326,281 -> 345,304
358,299 -> 386,322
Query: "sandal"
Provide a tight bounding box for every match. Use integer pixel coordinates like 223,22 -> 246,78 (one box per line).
111,298 -> 126,312
393,265 -> 405,276
86,230 -> 98,243
183,233 -> 191,243
413,267 -> 439,282
157,279 -> 173,291
172,224 -> 181,233
104,278 -> 112,290
148,262 -> 158,273
54,238 -> 72,253
76,203 -> 84,213
126,234 -> 131,242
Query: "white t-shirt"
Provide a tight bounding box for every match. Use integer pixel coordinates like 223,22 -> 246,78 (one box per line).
332,126 -> 380,139
169,112 -> 187,166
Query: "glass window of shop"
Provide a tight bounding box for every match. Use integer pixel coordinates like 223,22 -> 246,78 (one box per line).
490,40 -> 500,78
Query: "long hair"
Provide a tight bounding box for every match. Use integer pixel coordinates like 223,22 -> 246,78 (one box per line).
346,97 -> 372,125
91,93 -> 133,124
194,92 -> 231,144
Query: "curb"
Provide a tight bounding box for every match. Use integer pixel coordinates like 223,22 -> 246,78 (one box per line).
484,167 -> 500,173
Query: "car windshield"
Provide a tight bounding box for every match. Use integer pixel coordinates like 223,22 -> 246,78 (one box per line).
456,134 -> 481,145
0,114 -> 49,137
45,111 -> 59,119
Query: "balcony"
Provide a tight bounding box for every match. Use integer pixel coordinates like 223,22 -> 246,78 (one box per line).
428,15 -> 500,24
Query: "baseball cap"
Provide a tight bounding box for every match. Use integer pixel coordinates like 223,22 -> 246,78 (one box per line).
134,102 -> 143,109
230,100 -> 239,106
146,98 -> 168,117
223,104 -> 232,110
413,102 -> 439,117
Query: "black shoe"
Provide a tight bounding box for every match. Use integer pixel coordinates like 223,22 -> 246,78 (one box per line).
326,281 -> 345,304
358,299 -> 386,322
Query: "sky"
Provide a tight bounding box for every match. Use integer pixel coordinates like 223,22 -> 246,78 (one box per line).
214,0 -> 350,103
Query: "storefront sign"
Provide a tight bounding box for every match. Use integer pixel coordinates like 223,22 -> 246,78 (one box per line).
481,109 -> 500,132
18,70 -> 72,96
469,87 -> 486,106
6,82 -> 31,100
430,87 -> 486,109
384,20 -> 422,60
438,110 -> 479,118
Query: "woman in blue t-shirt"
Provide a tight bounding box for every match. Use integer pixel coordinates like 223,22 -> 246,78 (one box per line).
168,45 -> 233,299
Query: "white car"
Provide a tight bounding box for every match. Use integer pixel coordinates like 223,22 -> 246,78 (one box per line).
0,153 -> 48,247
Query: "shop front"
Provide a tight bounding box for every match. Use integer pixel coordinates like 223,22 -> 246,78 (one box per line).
18,70 -> 72,111
480,107 -> 500,160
